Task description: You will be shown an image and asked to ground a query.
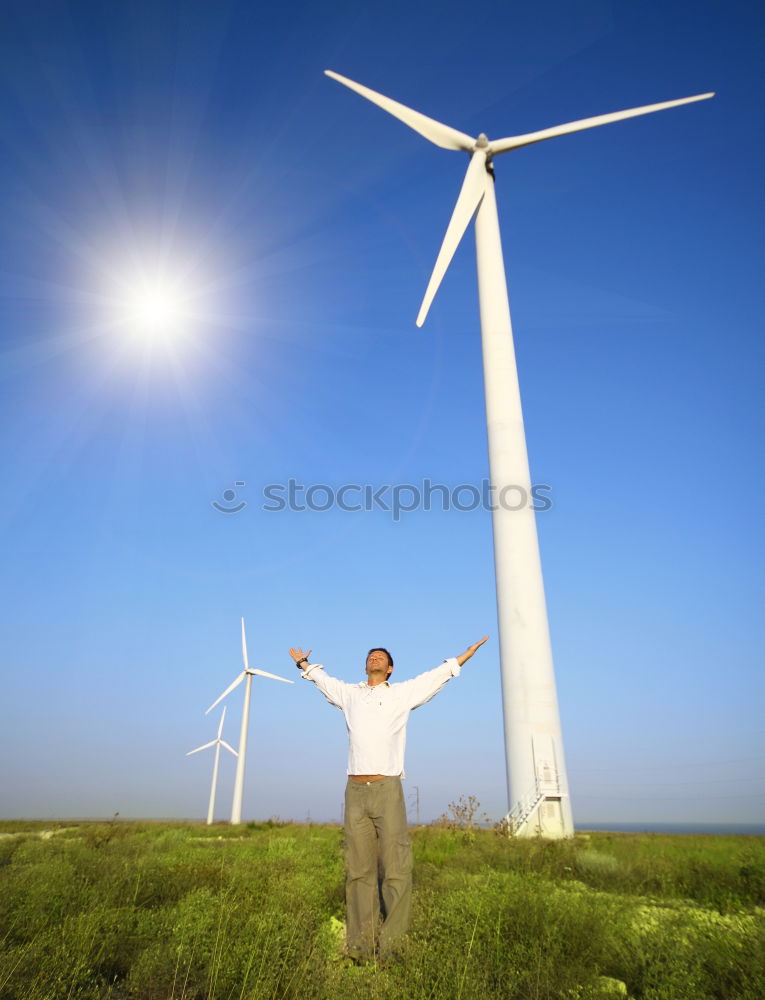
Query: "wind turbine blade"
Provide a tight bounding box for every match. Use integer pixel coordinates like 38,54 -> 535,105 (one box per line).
221,740 -> 238,756
249,667 -> 294,684
241,618 -> 249,672
416,150 -> 488,327
491,92 -> 715,155
205,671 -> 246,714
325,70 -> 474,151
216,705 -> 227,740
186,740 -> 216,756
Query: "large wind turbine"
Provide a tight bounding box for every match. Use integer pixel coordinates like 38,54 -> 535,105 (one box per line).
206,619 -> 293,824
186,706 -> 238,825
325,70 -> 713,838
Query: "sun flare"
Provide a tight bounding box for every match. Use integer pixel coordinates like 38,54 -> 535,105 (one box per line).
117,276 -> 193,344
74,228 -> 235,371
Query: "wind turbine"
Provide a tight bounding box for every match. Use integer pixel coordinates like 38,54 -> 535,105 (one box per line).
186,705 -> 238,825
206,618 -> 293,824
325,70 -> 713,838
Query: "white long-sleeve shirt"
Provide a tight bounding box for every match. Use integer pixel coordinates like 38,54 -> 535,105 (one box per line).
302,658 -> 462,777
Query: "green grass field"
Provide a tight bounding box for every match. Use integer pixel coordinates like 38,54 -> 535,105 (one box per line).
0,820 -> 763,1000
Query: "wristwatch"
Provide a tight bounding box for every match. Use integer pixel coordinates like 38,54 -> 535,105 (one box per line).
296,657 -> 308,667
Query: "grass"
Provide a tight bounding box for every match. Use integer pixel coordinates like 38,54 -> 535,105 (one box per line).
0,820 -> 763,999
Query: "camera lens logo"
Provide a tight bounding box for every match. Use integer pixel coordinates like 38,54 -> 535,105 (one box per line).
212,482 -> 247,513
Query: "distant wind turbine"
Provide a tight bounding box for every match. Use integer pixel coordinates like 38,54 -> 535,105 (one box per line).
206,619 -> 293,824
325,69 -> 713,838
186,706 -> 237,825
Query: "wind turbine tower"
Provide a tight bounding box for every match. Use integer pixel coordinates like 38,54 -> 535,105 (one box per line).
325,70 -> 713,837
186,706 -> 238,825
206,619 -> 293,824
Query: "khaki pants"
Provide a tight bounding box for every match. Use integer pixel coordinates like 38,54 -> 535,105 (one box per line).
343,776 -> 412,958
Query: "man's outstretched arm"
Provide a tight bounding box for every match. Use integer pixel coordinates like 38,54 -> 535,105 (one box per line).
456,635 -> 489,666
289,647 -> 313,672
289,646 -> 348,710
403,635 -> 489,710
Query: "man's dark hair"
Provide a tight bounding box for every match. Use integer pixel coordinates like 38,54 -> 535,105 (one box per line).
367,647 -> 394,668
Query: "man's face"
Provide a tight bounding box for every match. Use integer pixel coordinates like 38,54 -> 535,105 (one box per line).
365,649 -> 392,684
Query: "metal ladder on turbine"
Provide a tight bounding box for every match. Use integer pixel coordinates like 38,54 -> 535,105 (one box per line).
506,776 -> 548,835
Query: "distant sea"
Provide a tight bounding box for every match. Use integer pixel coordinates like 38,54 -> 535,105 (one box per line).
577,822 -> 765,836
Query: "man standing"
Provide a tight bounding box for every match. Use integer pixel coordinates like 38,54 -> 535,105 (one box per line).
288,637 -> 488,961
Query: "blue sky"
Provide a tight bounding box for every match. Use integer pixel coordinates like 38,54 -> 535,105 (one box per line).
1,0 -> 763,827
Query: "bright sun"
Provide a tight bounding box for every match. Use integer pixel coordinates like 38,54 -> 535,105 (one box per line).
119,277 -> 192,343
81,234 -> 227,363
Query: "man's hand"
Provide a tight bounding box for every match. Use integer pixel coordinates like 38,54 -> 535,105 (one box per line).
289,647 -> 312,670
456,635 -> 489,667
